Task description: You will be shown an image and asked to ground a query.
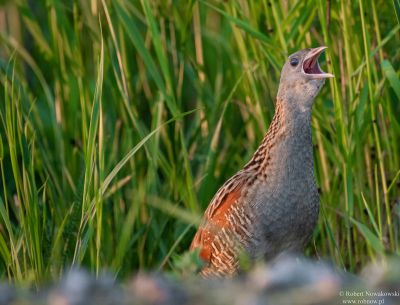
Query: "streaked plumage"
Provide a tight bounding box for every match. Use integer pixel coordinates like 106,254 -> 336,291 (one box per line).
191,47 -> 334,277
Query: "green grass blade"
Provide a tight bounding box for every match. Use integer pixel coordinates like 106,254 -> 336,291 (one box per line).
381,60 -> 400,99
393,0 -> 400,24
114,1 -> 178,116
350,217 -> 385,254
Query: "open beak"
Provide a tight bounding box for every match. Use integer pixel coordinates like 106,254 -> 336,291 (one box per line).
302,46 -> 334,79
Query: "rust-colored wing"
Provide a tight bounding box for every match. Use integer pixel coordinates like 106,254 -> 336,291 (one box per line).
190,174 -> 247,267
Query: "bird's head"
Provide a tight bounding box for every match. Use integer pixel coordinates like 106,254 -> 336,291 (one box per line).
277,46 -> 334,112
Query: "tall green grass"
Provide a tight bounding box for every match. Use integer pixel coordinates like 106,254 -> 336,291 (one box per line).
0,0 -> 399,284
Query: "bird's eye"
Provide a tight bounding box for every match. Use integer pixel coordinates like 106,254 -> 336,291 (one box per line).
290,58 -> 299,67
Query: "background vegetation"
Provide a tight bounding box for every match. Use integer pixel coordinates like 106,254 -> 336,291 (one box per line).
0,0 -> 399,285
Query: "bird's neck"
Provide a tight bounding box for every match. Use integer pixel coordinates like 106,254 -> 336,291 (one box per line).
245,98 -> 314,173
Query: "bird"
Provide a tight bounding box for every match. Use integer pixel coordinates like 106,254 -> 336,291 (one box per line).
190,46 -> 334,278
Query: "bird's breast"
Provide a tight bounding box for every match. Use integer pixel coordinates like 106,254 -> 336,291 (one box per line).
245,134 -> 320,258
